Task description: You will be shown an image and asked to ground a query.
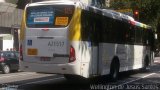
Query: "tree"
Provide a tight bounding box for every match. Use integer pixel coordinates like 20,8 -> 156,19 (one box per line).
110,0 -> 160,50
110,0 -> 160,28
139,0 -> 160,23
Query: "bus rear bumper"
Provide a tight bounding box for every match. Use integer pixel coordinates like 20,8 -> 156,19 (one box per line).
20,61 -> 81,76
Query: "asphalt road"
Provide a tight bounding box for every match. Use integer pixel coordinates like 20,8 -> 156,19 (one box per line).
1,57 -> 160,90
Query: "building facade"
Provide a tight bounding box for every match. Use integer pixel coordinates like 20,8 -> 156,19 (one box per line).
0,2 -> 22,51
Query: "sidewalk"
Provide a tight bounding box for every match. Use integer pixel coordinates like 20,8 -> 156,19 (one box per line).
154,57 -> 160,64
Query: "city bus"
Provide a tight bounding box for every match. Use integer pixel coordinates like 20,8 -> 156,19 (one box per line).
20,0 -> 155,81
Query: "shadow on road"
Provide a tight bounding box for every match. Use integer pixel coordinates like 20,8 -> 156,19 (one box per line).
16,72 -> 143,90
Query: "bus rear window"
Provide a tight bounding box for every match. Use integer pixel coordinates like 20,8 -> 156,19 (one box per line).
26,5 -> 75,28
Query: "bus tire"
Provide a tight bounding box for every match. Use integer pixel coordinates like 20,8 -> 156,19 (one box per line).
109,59 -> 119,82
64,74 -> 73,80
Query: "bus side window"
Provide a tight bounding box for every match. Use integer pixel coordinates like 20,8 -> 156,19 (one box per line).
81,10 -> 90,41
128,25 -> 135,44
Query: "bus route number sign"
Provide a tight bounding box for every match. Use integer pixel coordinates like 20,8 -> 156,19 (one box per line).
55,17 -> 68,26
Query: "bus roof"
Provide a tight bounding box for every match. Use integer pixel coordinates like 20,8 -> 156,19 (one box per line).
27,0 -> 76,7
102,9 -> 134,21
26,0 -> 151,29
102,9 -> 151,29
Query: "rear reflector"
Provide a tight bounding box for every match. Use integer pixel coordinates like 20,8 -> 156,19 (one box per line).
69,46 -> 76,63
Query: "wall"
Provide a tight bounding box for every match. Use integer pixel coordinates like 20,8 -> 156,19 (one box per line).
0,9 -> 23,27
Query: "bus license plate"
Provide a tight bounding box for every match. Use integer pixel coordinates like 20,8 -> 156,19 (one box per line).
40,57 -> 51,61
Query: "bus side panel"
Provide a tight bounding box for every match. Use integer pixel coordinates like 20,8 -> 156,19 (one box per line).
99,43 -> 115,75
80,41 -> 92,77
127,45 -> 144,70
99,43 -> 129,75
91,46 -> 98,75
99,44 -> 151,75
69,7 -> 92,77
79,8 -> 100,77
69,7 -> 100,77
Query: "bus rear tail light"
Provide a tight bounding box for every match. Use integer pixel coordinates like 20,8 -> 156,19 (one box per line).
20,44 -> 23,61
69,46 -> 76,63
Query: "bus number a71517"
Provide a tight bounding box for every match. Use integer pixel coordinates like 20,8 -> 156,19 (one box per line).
48,41 -> 64,47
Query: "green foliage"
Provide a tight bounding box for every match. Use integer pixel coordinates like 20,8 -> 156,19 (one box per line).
111,0 -> 160,28
111,0 -> 160,49
110,0 -> 138,9
140,0 -> 160,23
137,0 -> 160,50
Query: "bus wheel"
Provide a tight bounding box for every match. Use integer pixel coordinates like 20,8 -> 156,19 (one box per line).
110,60 -> 119,82
64,74 -> 74,81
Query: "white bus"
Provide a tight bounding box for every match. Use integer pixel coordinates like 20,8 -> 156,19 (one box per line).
20,0 -> 155,81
